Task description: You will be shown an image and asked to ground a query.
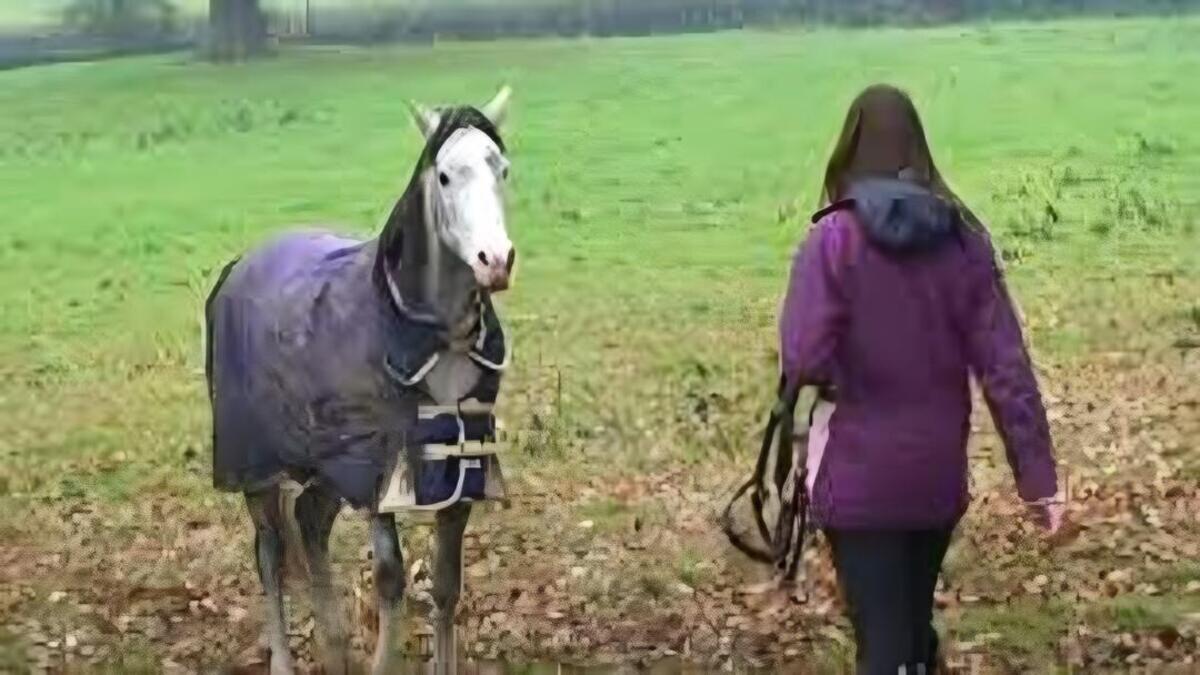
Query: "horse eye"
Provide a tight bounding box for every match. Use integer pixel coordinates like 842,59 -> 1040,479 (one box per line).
501,167 -> 510,180
438,171 -> 450,187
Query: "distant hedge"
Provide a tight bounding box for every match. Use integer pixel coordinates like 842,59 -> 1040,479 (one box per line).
4,0 -> 1198,71
751,0 -> 1200,26
305,0 -> 744,43
300,0 -> 1200,42
61,0 -> 178,38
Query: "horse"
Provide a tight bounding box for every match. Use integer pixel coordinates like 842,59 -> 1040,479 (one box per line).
204,86 -> 516,675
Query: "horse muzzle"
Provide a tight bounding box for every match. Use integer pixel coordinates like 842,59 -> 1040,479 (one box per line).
473,246 -> 516,292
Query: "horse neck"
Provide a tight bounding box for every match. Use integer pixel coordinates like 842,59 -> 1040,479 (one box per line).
430,245 -> 480,343
392,177 -> 479,341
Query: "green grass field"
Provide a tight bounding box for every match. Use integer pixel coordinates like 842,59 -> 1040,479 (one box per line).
1,16 -> 1198,673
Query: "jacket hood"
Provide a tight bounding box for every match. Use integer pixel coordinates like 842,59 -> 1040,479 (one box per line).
847,178 -> 962,254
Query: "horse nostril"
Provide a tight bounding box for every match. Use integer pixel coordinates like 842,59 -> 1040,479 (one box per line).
505,249 -> 517,273
477,252 -> 489,266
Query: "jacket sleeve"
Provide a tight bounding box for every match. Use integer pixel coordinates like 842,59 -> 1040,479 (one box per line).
779,219 -> 847,388
965,238 -> 1059,502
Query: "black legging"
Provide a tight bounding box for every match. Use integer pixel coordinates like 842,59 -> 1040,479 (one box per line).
826,529 -> 954,675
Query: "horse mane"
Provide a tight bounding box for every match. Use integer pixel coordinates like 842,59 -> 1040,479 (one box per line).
372,106 -> 506,295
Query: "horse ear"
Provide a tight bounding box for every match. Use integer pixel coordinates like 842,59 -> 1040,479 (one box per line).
406,100 -> 440,140
480,85 -> 511,128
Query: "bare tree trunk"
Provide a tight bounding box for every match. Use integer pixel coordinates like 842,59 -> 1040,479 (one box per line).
208,0 -> 267,61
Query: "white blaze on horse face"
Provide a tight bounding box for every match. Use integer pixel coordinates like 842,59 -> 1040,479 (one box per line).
430,127 -> 514,291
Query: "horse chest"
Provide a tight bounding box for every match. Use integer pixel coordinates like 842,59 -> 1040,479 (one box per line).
422,351 -> 483,404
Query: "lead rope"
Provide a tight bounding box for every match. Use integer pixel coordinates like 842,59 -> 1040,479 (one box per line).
720,374 -> 812,598
772,378 -> 810,593
720,374 -> 790,564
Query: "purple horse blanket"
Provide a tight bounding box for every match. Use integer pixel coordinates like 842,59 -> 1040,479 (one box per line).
204,231 -> 506,509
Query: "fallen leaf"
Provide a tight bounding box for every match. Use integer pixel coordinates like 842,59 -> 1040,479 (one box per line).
738,581 -> 777,596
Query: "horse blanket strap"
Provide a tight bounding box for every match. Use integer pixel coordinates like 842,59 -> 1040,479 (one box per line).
377,401 -> 509,513
414,401 -> 511,458
720,373 -> 815,592
416,402 -> 496,443
374,284 -> 509,514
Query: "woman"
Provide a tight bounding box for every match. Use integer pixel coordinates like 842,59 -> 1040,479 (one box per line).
779,84 -> 1064,674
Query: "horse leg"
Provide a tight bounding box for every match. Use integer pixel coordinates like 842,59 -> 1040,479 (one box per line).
432,502 -> 472,673
369,512 -> 405,675
295,484 -> 347,675
246,486 -> 295,675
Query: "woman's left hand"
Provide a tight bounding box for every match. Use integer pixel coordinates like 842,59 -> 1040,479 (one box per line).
1026,498 -> 1066,535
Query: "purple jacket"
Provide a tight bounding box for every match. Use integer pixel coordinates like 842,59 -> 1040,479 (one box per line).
780,179 -> 1057,530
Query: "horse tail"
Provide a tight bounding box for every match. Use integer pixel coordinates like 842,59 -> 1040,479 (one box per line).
203,255 -> 241,401
204,255 -> 310,582
206,255 -> 312,582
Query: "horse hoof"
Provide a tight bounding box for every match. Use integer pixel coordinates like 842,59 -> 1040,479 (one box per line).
322,654 -> 349,675
269,651 -> 296,675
